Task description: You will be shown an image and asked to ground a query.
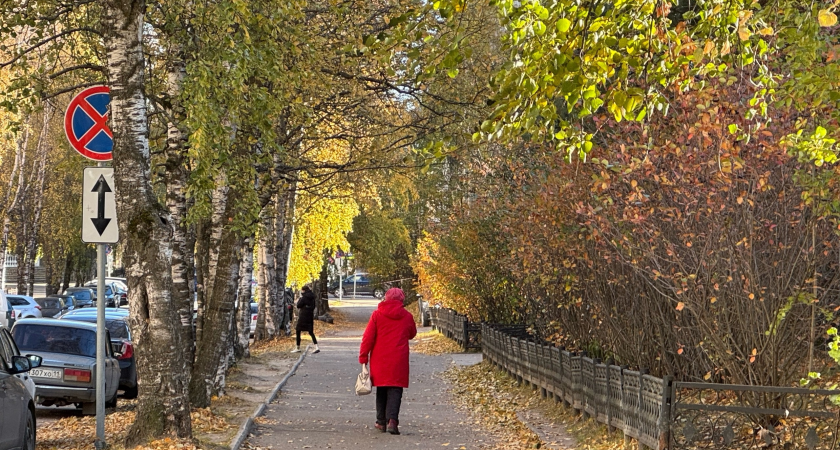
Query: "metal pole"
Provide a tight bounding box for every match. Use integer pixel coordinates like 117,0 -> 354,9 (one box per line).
338,258 -> 343,303
95,159 -> 107,449
95,241 -> 106,449
353,275 -> 357,299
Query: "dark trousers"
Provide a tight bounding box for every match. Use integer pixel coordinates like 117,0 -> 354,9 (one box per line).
296,330 -> 317,346
375,386 -> 403,424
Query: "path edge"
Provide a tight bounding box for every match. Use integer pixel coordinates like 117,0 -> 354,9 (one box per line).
229,344 -> 310,450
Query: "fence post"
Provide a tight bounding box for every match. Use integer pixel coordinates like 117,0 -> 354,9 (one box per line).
657,376 -> 671,450
638,368 -> 649,450
462,318 -> 469,351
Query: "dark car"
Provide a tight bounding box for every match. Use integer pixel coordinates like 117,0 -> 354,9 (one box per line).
83,284 -> 116,308
53,295 -> 78,311
59,310 -> 137,398
34,297 -> 71,318
63,287 -> 95,308
328,273 -> 386,299
0,326 -> 41,450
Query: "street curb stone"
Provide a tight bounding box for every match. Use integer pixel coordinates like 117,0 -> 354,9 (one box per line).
229,344 -> 310,450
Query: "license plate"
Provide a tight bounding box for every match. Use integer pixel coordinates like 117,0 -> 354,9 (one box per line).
31,368 -> 62,379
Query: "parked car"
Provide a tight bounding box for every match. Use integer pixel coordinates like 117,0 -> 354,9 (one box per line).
2,325 -> 40,402
11,318 -> 120,414
60,311 -> 137,399
327,273 -> 386,298
0,325 -> 40,450
63,287 -> 95,308
249,302 -> 258,337
57,307 -> 128,320
53,294 -> 78,311
7,296 -> 42,319
106,278 -> 128,291
0,290 -> 14,328
83,283 -> 117,308
93,279 -> 129,306
34,297 -> 71,318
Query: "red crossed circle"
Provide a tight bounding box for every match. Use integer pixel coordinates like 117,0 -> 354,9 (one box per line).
64,85 -> 113,161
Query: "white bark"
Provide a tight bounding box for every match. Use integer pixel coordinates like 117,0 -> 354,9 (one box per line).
24,104 -> 52,296
103,0 -> 192,444
234,237 -> 255,359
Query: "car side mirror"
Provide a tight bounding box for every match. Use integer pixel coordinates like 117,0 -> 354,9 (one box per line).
27,354 -> 42,369
10,355 -> 31,374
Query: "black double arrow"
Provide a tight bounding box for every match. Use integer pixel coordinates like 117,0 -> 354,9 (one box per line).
91,175 -> 112,235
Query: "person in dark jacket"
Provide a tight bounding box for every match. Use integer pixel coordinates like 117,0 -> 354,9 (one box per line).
359,287 -> 417,435
292,285 -> 320,354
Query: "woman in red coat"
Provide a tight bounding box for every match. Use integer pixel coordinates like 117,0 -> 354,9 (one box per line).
359,287 -> 417,435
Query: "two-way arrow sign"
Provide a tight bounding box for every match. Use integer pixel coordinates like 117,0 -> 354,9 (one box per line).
82,168 -> 119,243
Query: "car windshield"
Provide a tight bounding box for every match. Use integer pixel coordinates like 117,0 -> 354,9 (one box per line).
250,304 -> 258,314
70,291 -> 92,300
64,318 -> 129,339
88,287 -> 114,296
8,296 -> 30,306
13,324 -> 96,357
36,298 -> 60,309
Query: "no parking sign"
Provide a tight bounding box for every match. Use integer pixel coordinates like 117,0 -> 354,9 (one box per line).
64,86 -> 113,161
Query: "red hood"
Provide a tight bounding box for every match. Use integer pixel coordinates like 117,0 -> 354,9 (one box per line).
377,298 -> 411,320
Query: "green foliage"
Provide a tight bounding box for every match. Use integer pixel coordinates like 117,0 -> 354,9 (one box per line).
347,208 -> 412,278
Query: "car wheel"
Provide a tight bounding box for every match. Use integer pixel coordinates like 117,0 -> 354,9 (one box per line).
340,288 -> 347,297
106,391 -> 118,408
123,385 -> 138,399
373,288 -> 385,299
22,410 -> 35,450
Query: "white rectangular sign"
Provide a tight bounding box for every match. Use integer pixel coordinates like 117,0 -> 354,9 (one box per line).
82,167 -> 119,243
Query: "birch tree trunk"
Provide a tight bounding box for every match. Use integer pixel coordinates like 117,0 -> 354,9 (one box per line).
254,202 -> 277,341
274,184 -> 297,336
0,128 -> 27,286
102,0 -> 192,443
234,237 -> 254,360
164,53 -> 195,364
25,104 -> 52,296
189,178 -> 244,407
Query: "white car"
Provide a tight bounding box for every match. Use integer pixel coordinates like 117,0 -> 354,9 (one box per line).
7,295 -> 43,319
8,295 -> 43,319
0,289 -> 12,328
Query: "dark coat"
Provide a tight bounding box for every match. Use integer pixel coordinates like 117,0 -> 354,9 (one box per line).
295,290 -> 316,332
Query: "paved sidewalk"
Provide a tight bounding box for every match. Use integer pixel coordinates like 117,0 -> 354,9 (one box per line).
244,298 -> 495,449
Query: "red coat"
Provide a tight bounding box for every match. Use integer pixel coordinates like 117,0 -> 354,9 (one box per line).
359,296 -> 417,388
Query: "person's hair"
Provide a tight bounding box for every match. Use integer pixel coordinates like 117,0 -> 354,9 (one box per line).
302,285 -> 311,292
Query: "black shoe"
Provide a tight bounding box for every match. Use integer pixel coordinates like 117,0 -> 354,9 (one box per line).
387,419 -> 400,435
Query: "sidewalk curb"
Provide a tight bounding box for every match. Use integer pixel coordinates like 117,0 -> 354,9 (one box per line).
229,344 -> 310,450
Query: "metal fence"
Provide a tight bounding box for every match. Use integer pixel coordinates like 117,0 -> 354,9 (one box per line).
432,311 -> 840,449
429,307 -> 482,350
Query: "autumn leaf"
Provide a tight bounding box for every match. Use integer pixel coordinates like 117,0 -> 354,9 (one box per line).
818,9 -> 838,27
676,302 -> 685,311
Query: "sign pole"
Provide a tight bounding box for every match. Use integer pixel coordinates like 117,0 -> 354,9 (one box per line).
95,240 -> 106,449
65,85 -> 118,449
95,161 -> 106,450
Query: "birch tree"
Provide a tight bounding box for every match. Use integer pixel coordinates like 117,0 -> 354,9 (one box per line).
101,0 -> 192,442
